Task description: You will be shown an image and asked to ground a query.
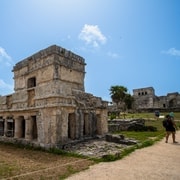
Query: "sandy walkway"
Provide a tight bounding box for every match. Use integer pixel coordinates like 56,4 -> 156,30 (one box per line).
66,131 -> 180,180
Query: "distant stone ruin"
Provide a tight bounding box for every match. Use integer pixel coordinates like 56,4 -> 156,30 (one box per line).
0,45 -> 108,149
133,87 -> 180,111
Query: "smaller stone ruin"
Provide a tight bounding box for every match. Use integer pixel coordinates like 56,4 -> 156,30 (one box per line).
105,134 -> 137,145
108,119 -> 145,132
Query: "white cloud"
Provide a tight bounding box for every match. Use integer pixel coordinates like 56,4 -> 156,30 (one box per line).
0,79 -> 14,95
79,24 -> 107,48
0,47 -> 14,66
162,48 -> 180,57
107,51 -> 120,59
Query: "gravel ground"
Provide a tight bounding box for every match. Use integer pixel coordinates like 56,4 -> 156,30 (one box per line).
66,131 -> 180,180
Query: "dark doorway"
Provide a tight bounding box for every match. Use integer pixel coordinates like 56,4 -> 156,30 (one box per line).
6,119 -> 14,137
32,116 -> 38,139
68,113 -> 76,140
0,119 -> 4,136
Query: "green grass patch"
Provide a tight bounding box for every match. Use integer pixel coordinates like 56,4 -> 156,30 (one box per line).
116,119 -> 166,142
0,162 -> 17,178
59,165 -> 79,180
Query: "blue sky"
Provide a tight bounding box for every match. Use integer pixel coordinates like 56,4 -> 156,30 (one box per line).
0,0 -> 180,101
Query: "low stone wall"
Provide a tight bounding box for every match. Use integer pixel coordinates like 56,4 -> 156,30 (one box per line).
105,134 -> 137,145
108,118 -> 145,132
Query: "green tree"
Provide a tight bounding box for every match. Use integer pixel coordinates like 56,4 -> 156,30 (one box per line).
109,85 -> 128,107
109,85 -> 134,111
124,93 -> 134,110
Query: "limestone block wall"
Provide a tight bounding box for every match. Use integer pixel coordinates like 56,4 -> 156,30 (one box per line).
12,91 -> 28,110
13,45 -> 85,93
0,45 -> 108,149
55,108 -> 70,145
59,66 -> 84,89
134,96 -> 154,109
0,96 -> 7,110
14,66 -> 28,91
157,96 -> 167,108
176,96 -> 180,106
133,87 -> 155,96
36,108 -> 58,146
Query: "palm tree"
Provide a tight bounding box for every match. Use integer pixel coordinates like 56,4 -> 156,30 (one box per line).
109,85 -> 128,108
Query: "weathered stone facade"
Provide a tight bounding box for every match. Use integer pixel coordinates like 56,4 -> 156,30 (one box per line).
0,45 -> 108,149
133,87 -> 180,111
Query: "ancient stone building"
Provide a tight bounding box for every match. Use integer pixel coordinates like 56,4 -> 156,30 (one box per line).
0,45 -> 108,149
133,87 -> 180,111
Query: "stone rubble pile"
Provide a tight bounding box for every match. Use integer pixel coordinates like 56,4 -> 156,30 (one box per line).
66,137 -> 138,158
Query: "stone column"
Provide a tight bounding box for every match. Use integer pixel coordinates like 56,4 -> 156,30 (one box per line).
58,109 -> 69,144
79,110 -> 84,139
25,116 -> 33,140
97,109 -> 108,135
75,110 -> 81,139
14,116 -> 23,138
96,114 -> 101,135
4,118 -> 8,136
36,113 -> 43,143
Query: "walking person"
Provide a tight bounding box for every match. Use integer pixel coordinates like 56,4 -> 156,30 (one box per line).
154,110 -> 160,120
164,114 -> 178,143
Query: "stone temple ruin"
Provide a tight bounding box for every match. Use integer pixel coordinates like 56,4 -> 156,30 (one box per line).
0,45 -> 108,149
133,87 -> 180,111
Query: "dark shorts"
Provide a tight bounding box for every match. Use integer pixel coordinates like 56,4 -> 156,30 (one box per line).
166,127 -> 176,132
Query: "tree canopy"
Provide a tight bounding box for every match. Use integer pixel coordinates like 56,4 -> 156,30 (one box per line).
109,85 -> 134,110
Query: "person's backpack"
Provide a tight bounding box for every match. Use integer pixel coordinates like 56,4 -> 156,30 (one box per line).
162,119 -> 168,128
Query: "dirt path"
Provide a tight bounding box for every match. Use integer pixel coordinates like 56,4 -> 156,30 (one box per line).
66,131 -> 180,180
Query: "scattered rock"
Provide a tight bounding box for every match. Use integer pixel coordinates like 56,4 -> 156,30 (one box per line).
66,136 -> 138,158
